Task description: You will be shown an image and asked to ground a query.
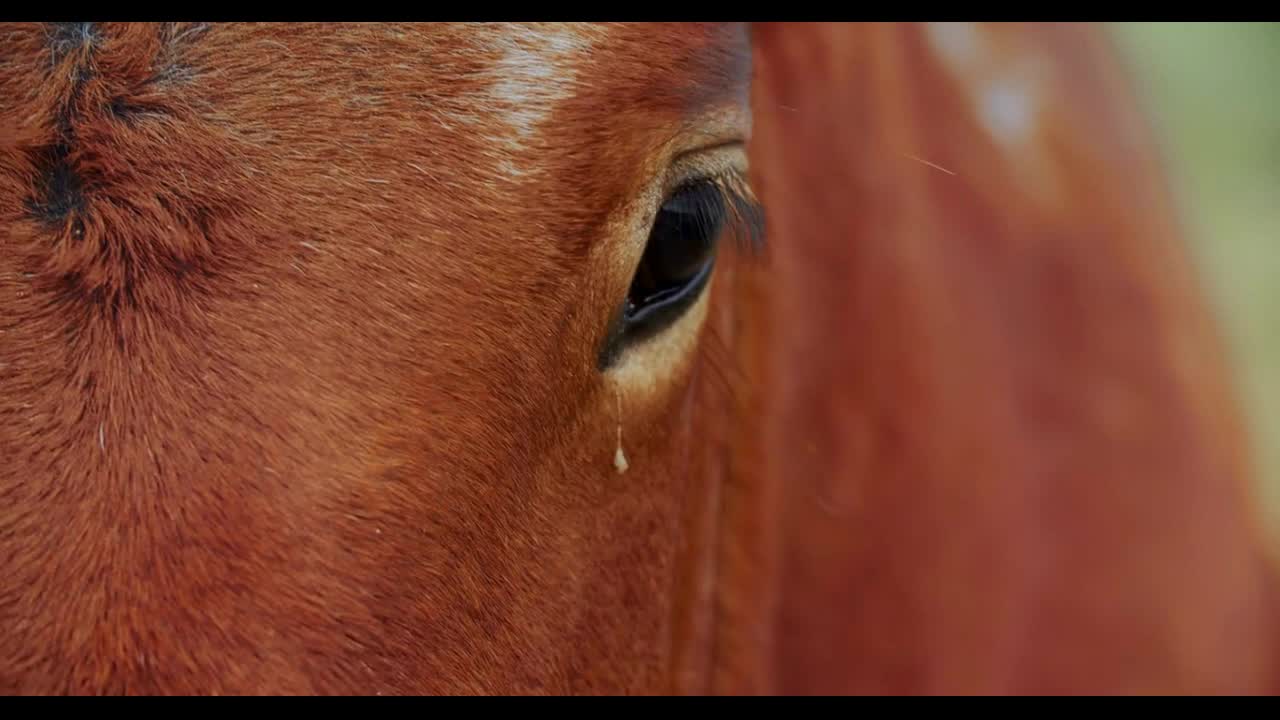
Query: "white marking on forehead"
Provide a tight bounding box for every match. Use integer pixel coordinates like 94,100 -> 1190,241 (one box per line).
979,79 -> 1037,146
925,22 -> 979,69
482,25 -> 606,165
918,22 -> 1065,208
922,22 -> 1044,148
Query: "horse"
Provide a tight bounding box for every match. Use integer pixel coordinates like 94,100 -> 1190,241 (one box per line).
0,21 -> 1275,695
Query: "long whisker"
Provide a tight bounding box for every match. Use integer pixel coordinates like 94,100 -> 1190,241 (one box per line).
900,151 -> 958,176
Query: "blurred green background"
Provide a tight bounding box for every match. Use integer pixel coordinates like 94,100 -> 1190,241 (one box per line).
1111,23 -> 1280,540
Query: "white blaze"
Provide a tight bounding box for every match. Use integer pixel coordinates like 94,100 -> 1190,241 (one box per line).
980,79 -> 1036,146
923,22 -> 1043,148
925,22 -> 979,69
481,24 -> 606,169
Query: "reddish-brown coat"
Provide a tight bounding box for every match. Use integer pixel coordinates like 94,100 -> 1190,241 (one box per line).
1,22 -> 1275,695
744,22 -> 1280,694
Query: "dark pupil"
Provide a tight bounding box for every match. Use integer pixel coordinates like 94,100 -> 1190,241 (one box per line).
622,181 -> 727,337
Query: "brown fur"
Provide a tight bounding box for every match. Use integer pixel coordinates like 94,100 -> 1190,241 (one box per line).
737,22 -> 1280,694
0,22 -> 1275,695
0,21 -> 750,694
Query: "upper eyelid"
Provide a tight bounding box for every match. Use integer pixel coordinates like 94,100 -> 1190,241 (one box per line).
664,141 -> 746,194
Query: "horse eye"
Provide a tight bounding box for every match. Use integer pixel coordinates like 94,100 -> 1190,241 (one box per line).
618,180 -> 727,344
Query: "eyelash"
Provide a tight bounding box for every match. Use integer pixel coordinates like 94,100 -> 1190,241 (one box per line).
683,168 -> 765,257
596,167 -> 764,370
